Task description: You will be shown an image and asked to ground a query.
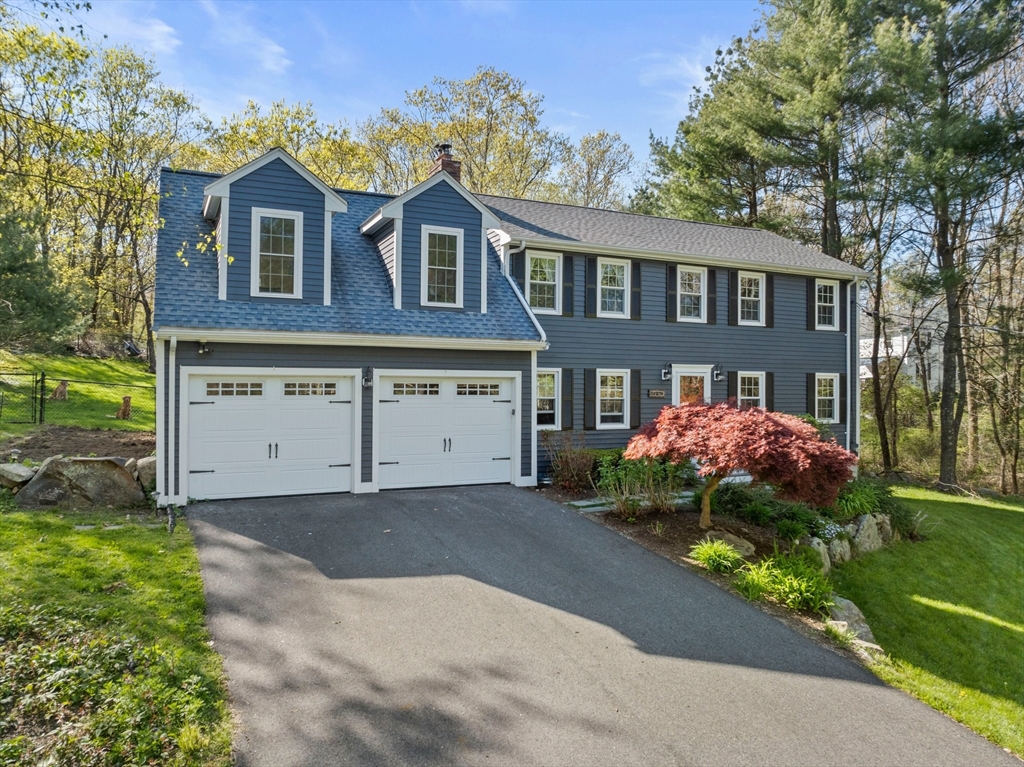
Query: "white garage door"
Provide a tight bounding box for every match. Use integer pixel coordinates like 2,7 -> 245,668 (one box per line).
187,375 -> 354,500
377,376 -> 516,490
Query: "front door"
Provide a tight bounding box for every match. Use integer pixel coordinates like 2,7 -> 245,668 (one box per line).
672,365 -> 713,406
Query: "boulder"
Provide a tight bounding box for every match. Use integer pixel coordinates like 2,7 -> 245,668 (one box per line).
828,537 -> 851,565
124,457 -> 138,473
829,596 -> 876,644
135,456 -> 157,491
875,514 -> 892,543
16,456 -> 145,509
851,514 -> 883,556
704,530 -> 756,558
807,537 -> 831,575
0,463 -> 36,489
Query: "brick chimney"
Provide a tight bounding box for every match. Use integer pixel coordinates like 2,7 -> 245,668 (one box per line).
429,143 -> 462,184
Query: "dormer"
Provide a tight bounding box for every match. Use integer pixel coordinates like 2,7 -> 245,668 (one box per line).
202,148 -> 347,306
360,146 -> 501,313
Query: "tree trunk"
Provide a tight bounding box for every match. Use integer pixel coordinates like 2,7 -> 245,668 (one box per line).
871,277 -> 893,470
914,332 -> 935,432
936,185 -> 964,488
700,473 -> 723,529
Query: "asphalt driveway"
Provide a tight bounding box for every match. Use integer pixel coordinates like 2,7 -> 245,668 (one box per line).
188,485 -> 1013,767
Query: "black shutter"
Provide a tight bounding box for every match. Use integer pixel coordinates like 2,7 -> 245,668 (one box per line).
561,368 -> 574,430
630,369 -> 641,428
583,369 -> 596,430
728,270 -> 738,325
727,370 -> 738,402
666,263 -> 678,322
707,268 -> 717,324
765,372 -> 775,411
631,261 -> 642,320
512,250 -> 526,293
807,278 -> 817,331
839,373 -> 848,424
585,258 -> 597,318
765,274 -> 775,328
839,281 -> 848,332
807,372 -> 817,417
562,256 -> 574,316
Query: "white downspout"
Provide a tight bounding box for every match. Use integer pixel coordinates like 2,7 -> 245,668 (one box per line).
846,285 -> 852,452
168,336 -> 177,503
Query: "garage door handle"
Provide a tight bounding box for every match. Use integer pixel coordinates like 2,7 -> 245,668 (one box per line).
189,469 -> 215,474
379,461 -> 399,465
190,401 -> 215,405
493,399 -> 512,403
330,400 -> 351,404
269,443 -> 272,459
275,443 -> 278,458
379,399 -> 399,403
329,463 -> 350,468
492,457 -> 511,461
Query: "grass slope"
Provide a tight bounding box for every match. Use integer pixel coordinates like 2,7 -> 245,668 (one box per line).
0,351 -> 155,437
0,499 -> 231,764
832,487 -> 1024,756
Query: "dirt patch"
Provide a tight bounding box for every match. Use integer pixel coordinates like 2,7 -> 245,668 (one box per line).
0,426 -> 155,463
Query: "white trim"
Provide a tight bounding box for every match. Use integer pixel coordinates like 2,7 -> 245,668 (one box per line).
596,368 -> 631,430
370,368 -> 525,492
324,212 -> 333,306
393,216 -> 403,310
815,278 -> 840,331
173,366 -> 362,505
852,283 -> 861,452
480,227 -> 488,314
536,367 -> 561,430
815,372 -> 841,424
360,172 -> 501,234
502,269 -> 548,345
512,236 -> 868,280
737,371 -> 765,409
529,351 -> 538,484
217,206 -> 228,301
250,207 -> 304,300
168,337 -> 177,504
154,339 -> 165,502
154,326 -> 547,351
525,250 -> 562,315
737,271 -> 766,327
676,265 -> 707,323
596,257 -> 631,319
419,224 -> 464,308
203,147 -> 348,216
671,364 -> 713,405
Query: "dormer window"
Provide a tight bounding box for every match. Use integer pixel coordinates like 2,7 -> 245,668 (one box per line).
421,225 -> 464,308
251,208 -> 303,299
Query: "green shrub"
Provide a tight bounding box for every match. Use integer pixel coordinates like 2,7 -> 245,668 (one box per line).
542,431 -> 594,493
597,456 -> 693,517
733,560 -> 775,601
712,482 -> 772,518
775,518 -> 807,541
834,478 -> 883,522
0,488 -> 15,513
798,413 -> 835,439
690,539 -> 744,573
732,547 -> 834,614
589,448 -> 625,483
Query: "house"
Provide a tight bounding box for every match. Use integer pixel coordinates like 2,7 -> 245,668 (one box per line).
858,335 -> 943,391
153,146 -> 866,505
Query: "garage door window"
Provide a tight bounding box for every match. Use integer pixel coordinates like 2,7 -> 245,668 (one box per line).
206,382 -> 263,397
457,383 -> 500,396
284,382 -> 337,396
394,382 -> 440,396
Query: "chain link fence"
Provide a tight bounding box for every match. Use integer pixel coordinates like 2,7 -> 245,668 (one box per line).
0,371 -> 156,431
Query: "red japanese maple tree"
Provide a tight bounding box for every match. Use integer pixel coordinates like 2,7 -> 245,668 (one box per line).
624,401 -> 857,528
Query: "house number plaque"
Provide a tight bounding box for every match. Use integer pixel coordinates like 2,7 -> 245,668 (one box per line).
647,389 -> 667,399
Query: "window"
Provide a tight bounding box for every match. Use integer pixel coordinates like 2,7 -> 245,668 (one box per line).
457,383 -> 501,396
672,365 -> 713,405
284,382 -> 337,396
250,208 -> 303,298
536,369 -> 560,429
597,369 -> 629,428
816,279 -> 839,330
738,271 -> 764,325
738,372 -> 764,409
393,382 -> 440,396
420,225 -> 463,307
678,267 -> 706,322
816,373 -> 840,422
598,258 -> 630,318
206,382 -> 263,397
527,252 -> 561,314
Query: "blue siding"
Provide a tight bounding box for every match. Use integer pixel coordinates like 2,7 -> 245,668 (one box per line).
372,221 -> 397,290
226,158 -> 326,304
401,180 -> 483,312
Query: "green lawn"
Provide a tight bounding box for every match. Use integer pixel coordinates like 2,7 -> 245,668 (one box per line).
0,351 -> 155,438
0,497 -> 231,764
831,487 -> 1024,756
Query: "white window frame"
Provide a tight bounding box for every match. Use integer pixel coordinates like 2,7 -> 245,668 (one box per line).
597,257 -> 631,319
526,250 -> 562,315
816,372 -> 840,423
596,368 -> 630,430
738,371 -> 765,409
677,266 -> 707,323
420,224 -> 464,308
250,207 -> 303,299
671,364 -> 713,405
737,270 -> 765,327
815,278 -> 840,331
536,368 -> 561,430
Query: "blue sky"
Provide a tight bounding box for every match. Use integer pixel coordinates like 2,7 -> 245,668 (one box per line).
85,0 -> 763,173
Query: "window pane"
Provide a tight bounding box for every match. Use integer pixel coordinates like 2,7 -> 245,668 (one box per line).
426,233 -> 458,304
260,254 -> 295,294
680,294 -> 701,318
530,283 -> 556,309
537,373 -> 556,399
530,257 -> 556,283
260,216 -> 295,256
599,374 -> 625,423
601,263 -> 625,288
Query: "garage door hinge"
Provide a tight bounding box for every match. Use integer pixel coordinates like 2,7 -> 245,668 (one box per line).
378,461 -> 400,465
329,400 -> 351,404
190,401 -> 215,405
378,399 -> 399,403
492,457 -> 511,461
189,469 -> 215,474
328,463 -> 351,468
493,399 -> 512,403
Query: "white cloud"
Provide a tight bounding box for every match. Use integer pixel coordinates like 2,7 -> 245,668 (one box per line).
200,1 -> 292,75
634,43 -> 721,118
88,2 -> 182,54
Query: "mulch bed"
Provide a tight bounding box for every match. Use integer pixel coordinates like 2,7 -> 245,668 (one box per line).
1,426 -> 155,463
